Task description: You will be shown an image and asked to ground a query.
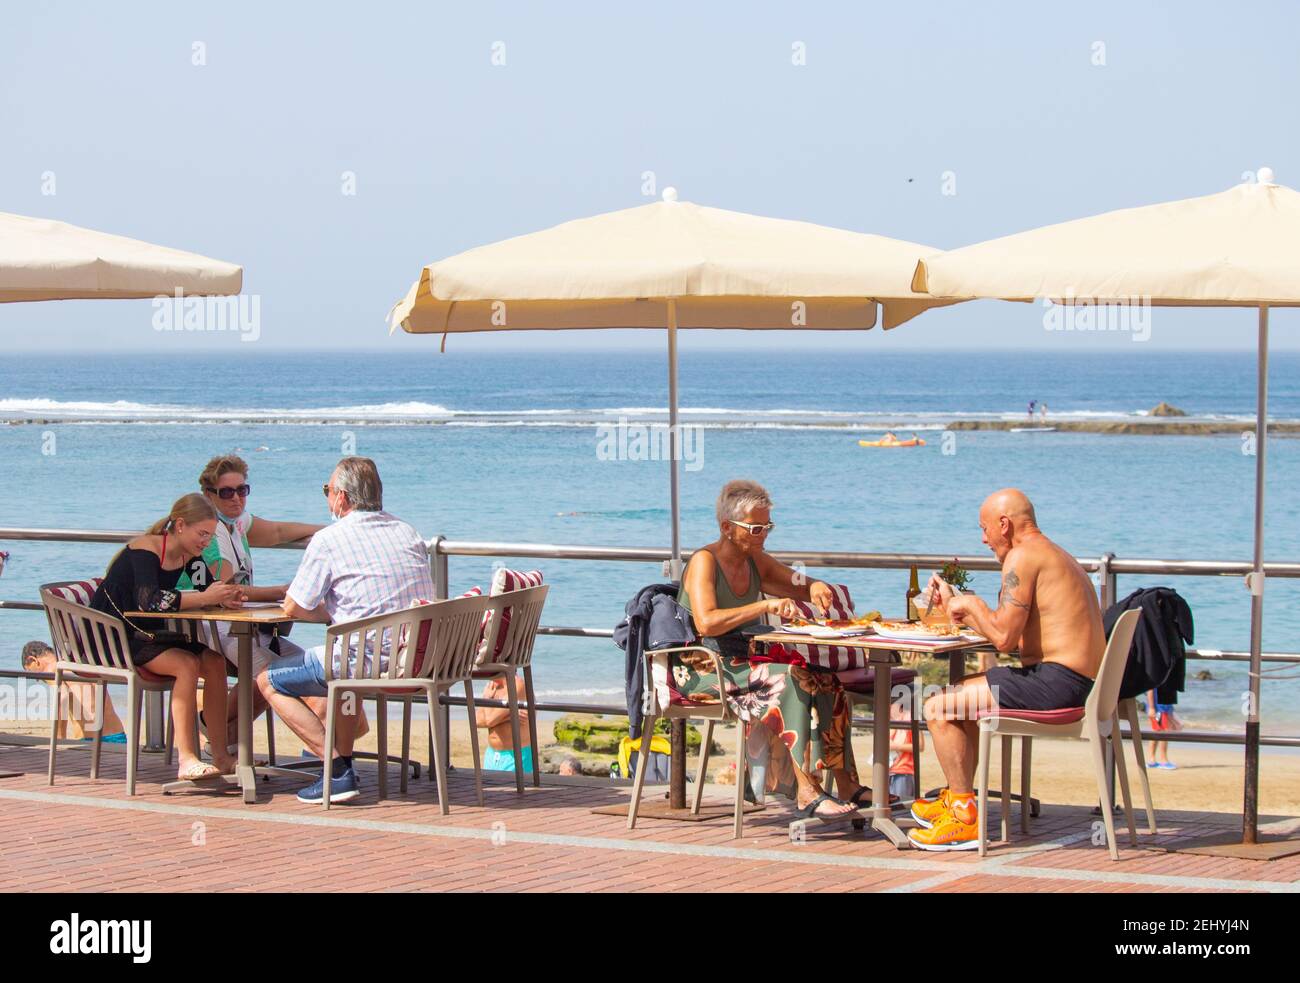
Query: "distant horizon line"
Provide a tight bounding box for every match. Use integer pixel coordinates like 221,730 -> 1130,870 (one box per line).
4,344 -> 1297,356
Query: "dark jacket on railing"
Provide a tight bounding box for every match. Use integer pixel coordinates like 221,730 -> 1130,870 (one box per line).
614,583 -> 694,739
1104,587 -> 1193,702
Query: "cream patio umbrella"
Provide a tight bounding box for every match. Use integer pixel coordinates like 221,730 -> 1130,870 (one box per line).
0,211 -> 242,302
0,210 -> 241,779
390,189 -> 952,577
913,169 -> 1300,854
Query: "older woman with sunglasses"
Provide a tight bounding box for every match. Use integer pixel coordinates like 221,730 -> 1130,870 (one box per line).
672,479 -> 867,823
182,455 -> 324,746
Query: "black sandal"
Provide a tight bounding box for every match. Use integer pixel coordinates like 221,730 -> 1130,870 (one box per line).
796,792 -> 858,825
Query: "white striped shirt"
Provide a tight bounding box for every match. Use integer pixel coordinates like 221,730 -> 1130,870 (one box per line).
287,510 -> 433,671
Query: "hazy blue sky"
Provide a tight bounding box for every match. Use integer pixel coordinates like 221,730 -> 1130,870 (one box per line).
2,1 -> 1296,353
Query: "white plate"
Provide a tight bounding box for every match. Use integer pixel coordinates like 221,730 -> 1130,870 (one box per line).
870,624 -> 978,643
777,624 -> 874,639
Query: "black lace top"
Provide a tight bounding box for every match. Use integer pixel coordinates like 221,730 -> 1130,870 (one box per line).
90,546 -> 185,636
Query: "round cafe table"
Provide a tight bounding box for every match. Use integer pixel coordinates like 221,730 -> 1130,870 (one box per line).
129,604 -> 317,803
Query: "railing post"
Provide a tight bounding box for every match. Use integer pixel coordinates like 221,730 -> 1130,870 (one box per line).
1097,552 -> 1116,610
429,535 -> 449,600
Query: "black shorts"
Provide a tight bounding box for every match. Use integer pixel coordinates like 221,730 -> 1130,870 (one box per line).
985,662 -> 1094,711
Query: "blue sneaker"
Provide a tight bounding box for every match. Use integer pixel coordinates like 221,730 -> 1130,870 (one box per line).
297,767 -> 360,804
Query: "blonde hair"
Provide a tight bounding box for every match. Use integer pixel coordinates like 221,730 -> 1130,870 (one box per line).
147,493 -> 217,535
199,454 -> 249,493
715,479 -> 773,526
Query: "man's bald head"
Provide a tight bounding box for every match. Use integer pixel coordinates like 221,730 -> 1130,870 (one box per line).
982,489 -> 1038,526
978,489 -> 1040,561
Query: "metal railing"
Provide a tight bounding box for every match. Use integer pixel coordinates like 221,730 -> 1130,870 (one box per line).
3,527 -> 1300,751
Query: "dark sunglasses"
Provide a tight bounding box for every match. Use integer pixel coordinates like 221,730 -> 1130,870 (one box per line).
322,484 -> 333,498
208,484 -> 251,500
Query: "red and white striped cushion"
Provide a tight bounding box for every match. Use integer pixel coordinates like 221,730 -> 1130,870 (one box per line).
47,579 -> 103,607
407,587 -> 483,670
478,568 -> 543,663
753,583 -> 863,672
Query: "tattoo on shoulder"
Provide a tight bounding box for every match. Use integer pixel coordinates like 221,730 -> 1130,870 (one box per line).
1002,568 -> 1030,610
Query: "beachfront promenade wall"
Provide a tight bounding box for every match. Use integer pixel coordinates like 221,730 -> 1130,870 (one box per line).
2,527 -> 1299,753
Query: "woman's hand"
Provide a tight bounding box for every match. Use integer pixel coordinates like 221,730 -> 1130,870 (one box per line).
809,581 -> 833,616
765,597 -> 799,620
203,582 -> 244,609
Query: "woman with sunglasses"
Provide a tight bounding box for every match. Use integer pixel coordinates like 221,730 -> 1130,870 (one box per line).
184,455 -> 324,746
672,479 -> 865,823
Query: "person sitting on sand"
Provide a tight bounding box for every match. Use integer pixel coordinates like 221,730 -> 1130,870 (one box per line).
22,640 -> 127,743
184,454 -> 324,752
89,494 -> 243,781
257,457 -> 434,804
474,673 -> 535,773
671,479 -> 868,824
908,488 -> 1105,851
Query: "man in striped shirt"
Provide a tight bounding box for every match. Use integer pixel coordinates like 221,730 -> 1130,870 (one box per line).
257,457 -> 434,803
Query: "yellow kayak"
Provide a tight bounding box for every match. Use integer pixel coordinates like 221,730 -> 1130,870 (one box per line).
858,436 -> 926,448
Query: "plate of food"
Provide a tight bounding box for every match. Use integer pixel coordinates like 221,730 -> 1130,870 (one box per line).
778,612 -> 881,638
870,620 -> 978,643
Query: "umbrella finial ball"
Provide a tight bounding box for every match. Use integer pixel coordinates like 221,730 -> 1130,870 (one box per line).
662,187 -> 678,203
1256,166 -> 1276,186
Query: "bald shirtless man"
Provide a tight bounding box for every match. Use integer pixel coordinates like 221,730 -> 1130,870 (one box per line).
907,489 -> 1105,851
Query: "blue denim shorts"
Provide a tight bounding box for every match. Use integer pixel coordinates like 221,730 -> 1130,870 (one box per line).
266,649 -> 328,699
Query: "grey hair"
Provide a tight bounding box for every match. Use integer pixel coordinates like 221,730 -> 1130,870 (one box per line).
715,479 -> 773,526
334,457 -> 383,511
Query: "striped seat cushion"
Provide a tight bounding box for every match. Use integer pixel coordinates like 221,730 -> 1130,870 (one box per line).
405,587 -> 482,675
751,583 -> 864,672
477,568 -> 543,664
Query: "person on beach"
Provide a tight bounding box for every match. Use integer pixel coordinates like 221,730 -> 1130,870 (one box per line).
22,640 -> 127,743
1146,688 -> 1183,769
256,457 -> 434,804
671,479 -> 865,823
89,494 -> 243,781
908,488 -> 1105,851
183,454 -> 324,752
887,699 -> 922,801
474,673 -> 535,773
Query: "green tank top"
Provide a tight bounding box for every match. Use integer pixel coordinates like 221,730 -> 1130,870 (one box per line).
678,553 -> 763,631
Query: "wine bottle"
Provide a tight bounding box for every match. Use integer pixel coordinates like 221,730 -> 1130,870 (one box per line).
906,565 -> 921,621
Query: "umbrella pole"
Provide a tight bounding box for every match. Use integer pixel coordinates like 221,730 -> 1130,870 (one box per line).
1244,305 -> 1269,844
666,299 -> 682,581
666,299 -> 687,811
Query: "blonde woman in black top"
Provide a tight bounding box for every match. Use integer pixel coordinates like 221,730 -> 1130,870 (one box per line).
91,494 -> 244,781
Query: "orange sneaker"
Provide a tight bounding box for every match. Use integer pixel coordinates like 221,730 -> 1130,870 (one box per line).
909,788 -> 952,829
908,810 -> 980,851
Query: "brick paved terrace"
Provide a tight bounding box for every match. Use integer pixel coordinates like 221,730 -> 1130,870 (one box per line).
1,740 -> 1297,893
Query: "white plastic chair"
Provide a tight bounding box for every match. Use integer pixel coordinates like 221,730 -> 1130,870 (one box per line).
41,581 -> 178,796
627,644 -> 748,839
471,585 -> 549,792
975,608 -> 1144,859
320,592 -> 501,812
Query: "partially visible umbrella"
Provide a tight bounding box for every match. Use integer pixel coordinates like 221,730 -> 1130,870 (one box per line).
391,189 -> 953,575
0,211 -> 242,302
914,169 -> 1299,853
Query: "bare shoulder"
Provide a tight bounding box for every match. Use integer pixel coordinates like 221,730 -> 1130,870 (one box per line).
686,547 -> 718,577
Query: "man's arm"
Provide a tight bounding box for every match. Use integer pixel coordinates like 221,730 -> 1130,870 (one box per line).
946,550 -> 1034,653
282,595 -> 330,623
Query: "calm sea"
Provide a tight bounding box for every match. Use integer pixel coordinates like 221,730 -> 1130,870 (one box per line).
1,349 -> 1296,734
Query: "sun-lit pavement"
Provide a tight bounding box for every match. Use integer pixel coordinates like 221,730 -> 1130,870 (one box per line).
1,742 -> 1296,893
